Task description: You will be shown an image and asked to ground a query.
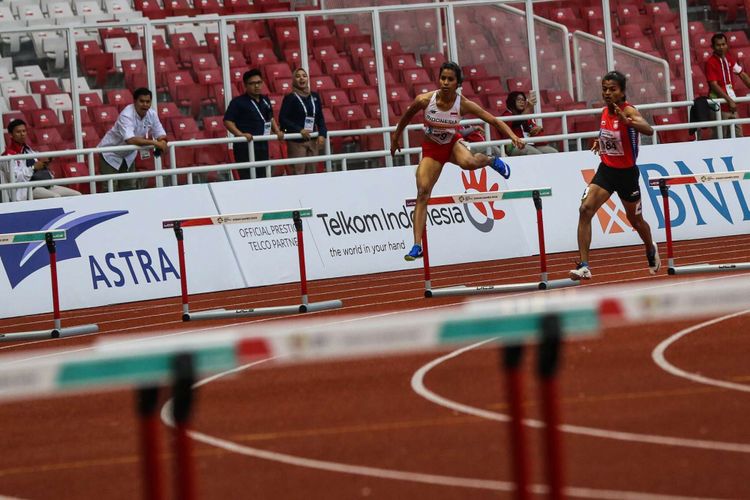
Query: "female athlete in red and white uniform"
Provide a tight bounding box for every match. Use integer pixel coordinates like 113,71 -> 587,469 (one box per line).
390,62 -> 525,261
570,70 -> 660,280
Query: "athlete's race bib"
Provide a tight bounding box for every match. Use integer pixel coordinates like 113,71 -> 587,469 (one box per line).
424,126 -> 455,145
600,129 -> 624,156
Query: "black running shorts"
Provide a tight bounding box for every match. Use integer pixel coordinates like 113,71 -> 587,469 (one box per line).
590,163 -> 641,202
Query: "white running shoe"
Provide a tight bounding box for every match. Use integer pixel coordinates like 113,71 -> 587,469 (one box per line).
569,263 -> 592,281
647,243 -> 661,275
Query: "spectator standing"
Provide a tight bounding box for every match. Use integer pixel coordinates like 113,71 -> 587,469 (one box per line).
1,119 -> 80,201
279,68 -> 328,175
503,91 -> 558,155
98,87 -> 168,191
706,32 -> 750,138
224,69 -> 284,180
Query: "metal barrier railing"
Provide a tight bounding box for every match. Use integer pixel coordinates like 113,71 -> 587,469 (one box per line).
2,96 -> 749,201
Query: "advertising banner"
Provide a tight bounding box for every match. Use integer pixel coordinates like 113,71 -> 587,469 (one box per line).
209,166 -> 532,287
3,137 -> 749,318
0,185 -> 241,318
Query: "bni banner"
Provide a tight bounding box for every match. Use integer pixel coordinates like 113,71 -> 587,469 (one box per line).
209,166 -> 533,287
0,185 -> 241,318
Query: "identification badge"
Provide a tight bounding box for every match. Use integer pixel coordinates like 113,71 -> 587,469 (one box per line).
303,116 -> 314,132
600,129 -> 624,156
139,149 -> 151,160
264,121 -> 272,135
726,83 -> 737,100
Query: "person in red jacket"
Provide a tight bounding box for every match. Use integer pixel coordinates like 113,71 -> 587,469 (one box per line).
570,71 -> 659,280
705,32 -> 750,138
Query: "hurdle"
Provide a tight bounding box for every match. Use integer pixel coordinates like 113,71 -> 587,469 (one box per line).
651,171 -> 750,275
406,188 -> 579,297
163,209 -> 342,321
3,277 -> 750,499
0,230 -> 98,342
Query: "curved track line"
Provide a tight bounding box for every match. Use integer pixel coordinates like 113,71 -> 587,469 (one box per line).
652,309 -> 750,393
410,342 -> 750,455
158,358 -> 719,500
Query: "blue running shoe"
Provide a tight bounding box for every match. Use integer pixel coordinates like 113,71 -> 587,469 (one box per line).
404,244 -> 423,261
490,156 -> 511,179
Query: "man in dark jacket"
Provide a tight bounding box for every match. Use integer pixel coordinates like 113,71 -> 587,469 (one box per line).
224,69 -> 284,179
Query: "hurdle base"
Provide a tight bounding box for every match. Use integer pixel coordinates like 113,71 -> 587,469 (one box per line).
539,278 -> 581,290
427,281 -> 544,297
669,262 -> 750,275
299,299 -> 343,313
0,323 -> 98,342
185,300 -> 343,320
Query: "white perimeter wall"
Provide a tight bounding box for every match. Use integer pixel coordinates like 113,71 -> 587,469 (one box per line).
1,138 -> 749,318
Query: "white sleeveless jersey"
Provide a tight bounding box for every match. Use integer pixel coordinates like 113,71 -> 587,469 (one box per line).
423,91 -> 461,144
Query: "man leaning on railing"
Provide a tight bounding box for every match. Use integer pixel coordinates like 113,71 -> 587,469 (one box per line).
97,87 -> 168,192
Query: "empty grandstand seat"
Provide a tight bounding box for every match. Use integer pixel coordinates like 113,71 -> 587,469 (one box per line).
202,116 -> 226,138
28,109 -> 60,129
122,59 -> 148,89
156,101 -> 181,120
170,116 -> 201,140
334,104 -> 367,124
82,52 -> 116,87
322,58 -> 353,75
471,77 -> 504,95
173,84 -> 210,118
506,77 -> 531,93
62,109 -> 93,126
336,73 -> 367,91
89,105 -> 119,135
350,87 -> 379,106
106,89 -> 133,111
60,162 -> 91,194
310,75 -> 336,92
549,7 -> 587,32
9,95 -> 39,112
542,90 -> 575,111
388,53 -> 418,73
79,91 -> 104,108
28,79 -> 62,96
320,89 -> 351,107
248,47 -> 279,67
166,70 -> 196,99
420,52 -> 446,80
653,113 -> 691,143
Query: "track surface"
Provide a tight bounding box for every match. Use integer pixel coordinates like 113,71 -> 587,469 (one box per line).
1,236 -> 749,499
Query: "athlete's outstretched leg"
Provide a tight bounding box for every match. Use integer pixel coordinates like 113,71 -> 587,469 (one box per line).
451,140 -> 511,178
623,199 -> 661,274
406,157 -> 443,261
570,184 -> 611,280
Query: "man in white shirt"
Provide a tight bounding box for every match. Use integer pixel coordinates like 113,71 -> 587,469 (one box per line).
98,87 -> 168,191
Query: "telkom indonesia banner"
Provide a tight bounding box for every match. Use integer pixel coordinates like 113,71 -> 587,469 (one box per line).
2,137 -> 749,317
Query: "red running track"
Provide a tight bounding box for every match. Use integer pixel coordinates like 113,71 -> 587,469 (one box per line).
1,236 -> 749,499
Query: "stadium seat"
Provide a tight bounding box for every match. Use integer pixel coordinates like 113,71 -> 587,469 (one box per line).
28,79 -> 62,96
202,116 -> 226,138
106,89 -> 133,111
319,89 -> 351,107
336,73 -> 367,92
653,113 -> 692,143
60,162 -> 92,194
122,59 -> 148,89
9,95 -> 39,113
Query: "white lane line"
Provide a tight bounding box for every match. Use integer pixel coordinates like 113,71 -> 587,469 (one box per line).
158,359 -> 720,500
652,309 -> 750,393
411,343 -> 750,454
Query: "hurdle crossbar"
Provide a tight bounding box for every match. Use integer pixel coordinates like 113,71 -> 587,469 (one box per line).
650,173 -> 750,275
163,209 -> 342,321
0,230 -> 98,342
406,188 -> 579,297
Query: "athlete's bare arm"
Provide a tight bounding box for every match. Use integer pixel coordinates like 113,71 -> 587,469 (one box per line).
616,105 -> 654,136
390,93 -> 431,156
460,97 -> 525,149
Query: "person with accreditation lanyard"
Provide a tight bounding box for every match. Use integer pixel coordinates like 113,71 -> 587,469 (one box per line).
705,32 -> 750,139
224,68 -> 284,180
570,70 -> 660,281
390,61 -> 524,262
278,68 -> 328,175
97,87 -> 168,191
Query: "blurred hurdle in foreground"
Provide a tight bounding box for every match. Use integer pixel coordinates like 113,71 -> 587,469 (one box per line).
163,209 -> 342,321
0,230 -> 98,342
651,171 -> 750,275
406,188 -> 579,297
3,277 -> 750,499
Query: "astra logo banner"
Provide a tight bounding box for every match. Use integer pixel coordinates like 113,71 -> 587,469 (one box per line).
580,169 -> 633,234
0,208 -> 127,288
460,169 -> 506,233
